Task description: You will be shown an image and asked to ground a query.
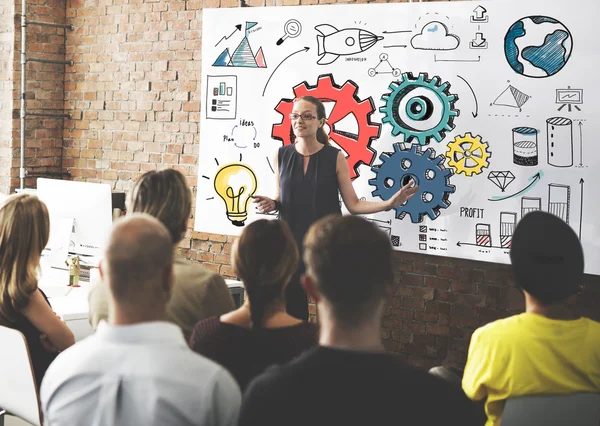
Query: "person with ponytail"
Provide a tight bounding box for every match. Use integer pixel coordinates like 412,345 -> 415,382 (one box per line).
188,219 -> 317,390
253,96 -> 419,320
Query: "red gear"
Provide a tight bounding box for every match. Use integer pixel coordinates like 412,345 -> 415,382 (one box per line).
272,74 -> 380,180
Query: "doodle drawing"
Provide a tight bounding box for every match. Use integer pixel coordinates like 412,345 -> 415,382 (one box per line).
493,85 -> 530,110
445,133 -> 491,177
214,163 -> 258,227
548,183 -> 570,224
504,16 -> 573,78
512,127 -> 539,166
277,19 -> 302,45
370,143 -> 455,223
546,117 -> 573,167
410,21 -> 460,50
488,171 -> 515,192
471,5 -> 488,23
470,32 -> 488,49
521,196 -> 542,218
556,87 -> 583,112
367,53 -> 400,77
380,72 -> 459,145
206,76 -> 237,120
315,24 -> 382,65
499,212 -> 517,248
213,22 -> 267,68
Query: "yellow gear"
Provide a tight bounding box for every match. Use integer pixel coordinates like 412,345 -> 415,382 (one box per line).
445,133 -> 491,177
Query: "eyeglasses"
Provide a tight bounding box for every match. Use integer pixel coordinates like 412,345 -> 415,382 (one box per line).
289,113 -> 318,121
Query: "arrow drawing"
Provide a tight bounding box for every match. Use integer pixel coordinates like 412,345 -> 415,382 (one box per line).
456,241 -> 506,249
215,24 -> 242,47
382,30 -> 412,34
578,122 -> 584,167
579,178 -> 584,240
262,47 -> 310,96
457,75 -> 478,118
471,5 -> 488,23
488,171 -> 543,201
434,54 -> 480,63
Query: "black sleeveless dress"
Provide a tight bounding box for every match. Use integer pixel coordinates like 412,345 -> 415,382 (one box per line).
278,144 -> 342,320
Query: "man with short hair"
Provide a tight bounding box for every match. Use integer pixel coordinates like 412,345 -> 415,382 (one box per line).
239,215 -> 479,426
41,215 -> 241,426
462,211 -> 600,426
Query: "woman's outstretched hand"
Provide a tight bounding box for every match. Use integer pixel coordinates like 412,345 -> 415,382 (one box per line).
387,180 -> 419,210
252,195 -> 277,213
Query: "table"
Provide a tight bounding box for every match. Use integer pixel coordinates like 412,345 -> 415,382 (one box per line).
38,265 -> 244,341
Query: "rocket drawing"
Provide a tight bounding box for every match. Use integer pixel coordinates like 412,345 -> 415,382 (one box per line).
315,24 -> 383,65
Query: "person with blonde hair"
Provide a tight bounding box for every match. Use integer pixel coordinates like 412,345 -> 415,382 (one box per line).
0,193 -> 74,387
189,219 -> 317,390
89,168 -> 235,339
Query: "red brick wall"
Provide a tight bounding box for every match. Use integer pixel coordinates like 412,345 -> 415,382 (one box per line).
6,0 -> 600,370
4,0 -> 67,192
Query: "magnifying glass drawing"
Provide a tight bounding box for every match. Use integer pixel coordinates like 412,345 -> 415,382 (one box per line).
277,19 -> 302,45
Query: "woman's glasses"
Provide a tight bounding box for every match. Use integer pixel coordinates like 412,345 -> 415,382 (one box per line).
289,113 -> 317,121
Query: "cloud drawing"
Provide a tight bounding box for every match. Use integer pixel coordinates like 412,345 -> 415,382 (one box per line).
411,21 -> 460,51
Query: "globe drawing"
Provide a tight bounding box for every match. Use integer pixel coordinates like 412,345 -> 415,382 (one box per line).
504,16 -> 573,78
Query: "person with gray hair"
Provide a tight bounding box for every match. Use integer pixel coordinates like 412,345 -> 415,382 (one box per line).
40,214 -> 241,426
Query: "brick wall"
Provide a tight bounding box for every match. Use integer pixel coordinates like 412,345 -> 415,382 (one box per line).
5,0 -> 600,370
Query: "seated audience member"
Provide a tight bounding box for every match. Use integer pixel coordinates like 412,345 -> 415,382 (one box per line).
189,219 -> 318,390
0,194 -> 74,388
462,211 -> 600,426
239,215 -> 480,426
89,168 -> 234,339
41,215 -> 241,426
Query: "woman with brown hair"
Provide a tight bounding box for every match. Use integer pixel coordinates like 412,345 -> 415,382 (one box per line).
0,194 -> 75,387
189,219 -> 317,390
253,96 -> 419,320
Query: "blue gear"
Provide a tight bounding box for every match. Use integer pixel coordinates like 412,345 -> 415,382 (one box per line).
369,143 -> 455,223
380,72 -> 459,145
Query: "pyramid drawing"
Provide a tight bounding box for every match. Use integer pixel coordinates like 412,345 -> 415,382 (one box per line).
493,85 -> 530,108
213,22 -> 267,68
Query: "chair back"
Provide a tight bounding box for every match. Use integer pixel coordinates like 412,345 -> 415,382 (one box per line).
0,325 -> 42,426
500,393 -> 600,426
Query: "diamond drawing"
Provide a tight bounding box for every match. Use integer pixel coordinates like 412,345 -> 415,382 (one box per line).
488,171 -> 515,192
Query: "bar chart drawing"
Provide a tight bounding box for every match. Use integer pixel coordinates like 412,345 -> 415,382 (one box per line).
476,223 -> 492,247
500,212 -> 517,248
458,212 -> 518,250
521,196 -> 542,218
548,183 -> 570,224
206,75 -> 238,120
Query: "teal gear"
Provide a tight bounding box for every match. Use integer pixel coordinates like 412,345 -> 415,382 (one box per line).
380,72 -> 459,145
369,143 -> 455,223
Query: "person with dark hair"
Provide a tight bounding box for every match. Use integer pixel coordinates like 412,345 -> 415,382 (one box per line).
462,211 -> 600,426
239,215 -> 480,426
189,219 -> 317,390
89,168 -> 234,339
253,96 -> 418,320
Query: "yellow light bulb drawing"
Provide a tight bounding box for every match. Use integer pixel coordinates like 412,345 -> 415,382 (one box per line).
214,163 -> 258,227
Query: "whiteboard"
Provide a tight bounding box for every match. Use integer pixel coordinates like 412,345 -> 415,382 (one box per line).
196,0 -> 600,275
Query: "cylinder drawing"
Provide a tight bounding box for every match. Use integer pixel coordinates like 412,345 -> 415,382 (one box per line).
476,223 -> 492,247
500,212 -> 517,248
548,184 -> 570,224
521,197 -> 542,218
546,117 -> 573,167
512,127 -> 539,166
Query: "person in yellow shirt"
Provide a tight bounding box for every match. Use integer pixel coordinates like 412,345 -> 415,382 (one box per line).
462,211 -> 600,426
